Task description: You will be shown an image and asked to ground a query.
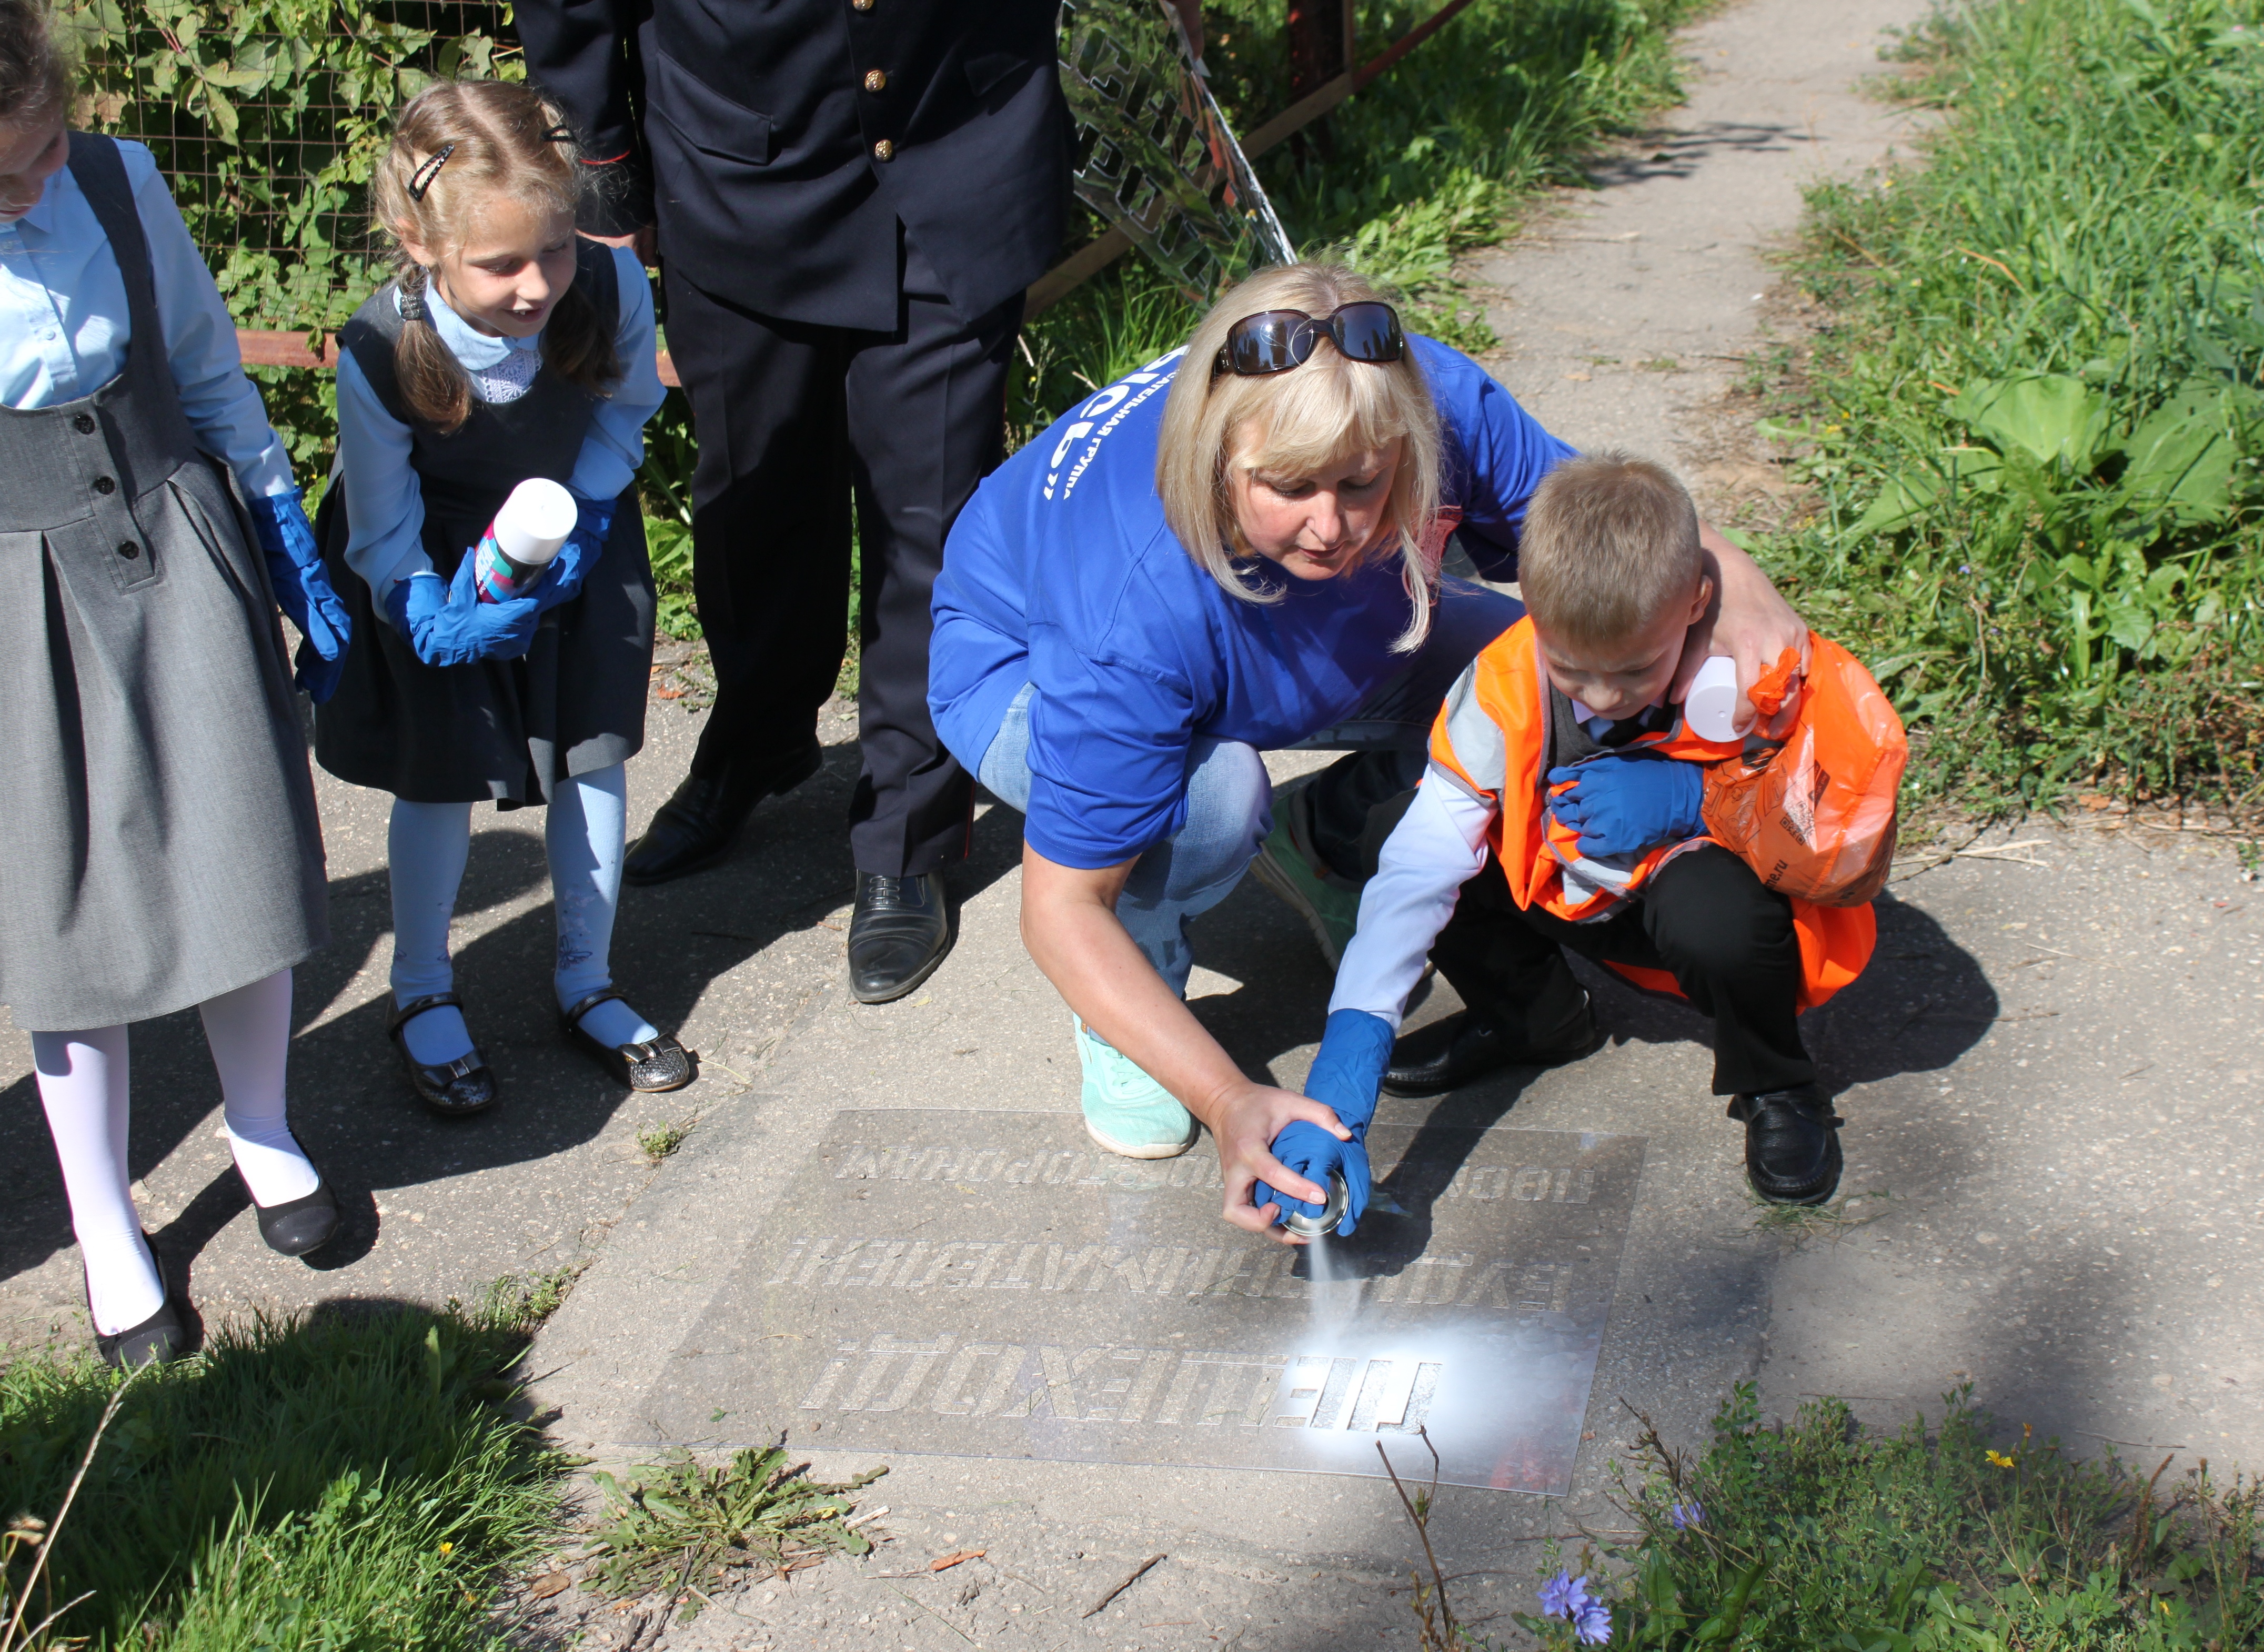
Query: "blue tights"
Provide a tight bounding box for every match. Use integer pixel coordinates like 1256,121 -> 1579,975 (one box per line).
389,762 -> 658,1064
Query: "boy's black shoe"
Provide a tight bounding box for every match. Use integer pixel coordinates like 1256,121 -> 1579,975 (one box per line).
1381,993 -> 1599,1098
1728,1084 -> 1843,1205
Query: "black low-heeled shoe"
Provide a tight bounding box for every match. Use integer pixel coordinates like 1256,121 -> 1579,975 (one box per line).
245,1157 -> 341,1258
387,992 -> 498,1116
562,989 -> 695,1093
1727,1084 -> 1844,1206
87,1252 -> 187,1370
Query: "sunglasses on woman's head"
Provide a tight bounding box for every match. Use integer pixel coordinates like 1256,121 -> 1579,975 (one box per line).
1213,300 -> 1406,377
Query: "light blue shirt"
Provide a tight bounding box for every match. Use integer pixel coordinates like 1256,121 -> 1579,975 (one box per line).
334,245 -> 665,597
0,138 -> 294,498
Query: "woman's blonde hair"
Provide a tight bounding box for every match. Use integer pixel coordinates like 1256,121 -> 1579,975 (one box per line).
370,79 -> 620,433
1156,262 -> 1443,650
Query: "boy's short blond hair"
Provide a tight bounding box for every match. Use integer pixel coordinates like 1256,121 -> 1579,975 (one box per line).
1518,452 -> 1703,647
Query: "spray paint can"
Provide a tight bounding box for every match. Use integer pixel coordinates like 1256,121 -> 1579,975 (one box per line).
472,477 -> 577,602
1280,1170 -> 1350,1239
1683,654 -> 1743,743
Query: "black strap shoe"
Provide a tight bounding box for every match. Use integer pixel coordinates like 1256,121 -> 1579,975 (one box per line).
848,871 -> 953,1004
387,993 -> 498,1116
1381,993 -> 1600,1098
1727,1083 -> 1844,1205
245,1149 -> 341,1258
623,740 -> 824,887
88,1250 -> 187,1370
562,989 -> 696,1092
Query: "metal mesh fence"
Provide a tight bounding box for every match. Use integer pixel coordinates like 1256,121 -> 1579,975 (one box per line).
62,0 -> 519,334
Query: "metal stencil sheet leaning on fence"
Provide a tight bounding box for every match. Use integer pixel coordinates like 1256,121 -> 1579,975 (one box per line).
1056,0 -> 1294,305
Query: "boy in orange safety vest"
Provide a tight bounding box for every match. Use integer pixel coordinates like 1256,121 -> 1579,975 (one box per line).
1262,452 -> 1903,1232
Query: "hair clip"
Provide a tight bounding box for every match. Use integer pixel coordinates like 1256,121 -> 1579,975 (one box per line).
542,124 -> 576,144
406,142 -> 456,201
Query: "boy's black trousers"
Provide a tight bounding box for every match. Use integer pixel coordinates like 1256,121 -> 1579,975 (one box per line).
1433,844 -> 1816,1097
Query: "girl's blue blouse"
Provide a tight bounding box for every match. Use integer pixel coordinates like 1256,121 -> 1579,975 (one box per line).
0,138 -> 293,497
334,245 -> 666,597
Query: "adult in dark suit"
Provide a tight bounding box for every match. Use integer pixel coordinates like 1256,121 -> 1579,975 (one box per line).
517,0 -> 1071,1002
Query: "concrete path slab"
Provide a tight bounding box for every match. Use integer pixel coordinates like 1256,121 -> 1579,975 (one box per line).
9,2 -> 2259,1648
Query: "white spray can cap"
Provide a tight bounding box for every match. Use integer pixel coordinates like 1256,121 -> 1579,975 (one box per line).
490,477 -> 577,569
1684,654 -> 1744,744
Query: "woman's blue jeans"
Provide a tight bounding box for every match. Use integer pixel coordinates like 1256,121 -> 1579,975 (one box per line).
977,579 -> 1522,997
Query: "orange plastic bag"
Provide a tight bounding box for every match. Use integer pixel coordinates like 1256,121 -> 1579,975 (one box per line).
1699,634 -> 1908,908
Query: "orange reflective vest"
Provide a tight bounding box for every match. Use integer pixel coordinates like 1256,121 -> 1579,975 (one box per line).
1426,619 -> 1907,1012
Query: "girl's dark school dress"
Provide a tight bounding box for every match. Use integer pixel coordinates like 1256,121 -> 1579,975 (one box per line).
0,133 -> 327,1032
314,239 -> 654,807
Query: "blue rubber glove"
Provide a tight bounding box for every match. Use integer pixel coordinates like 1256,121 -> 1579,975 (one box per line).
1545,750 -> 1705,858
244,489 -> 352,703
533,493 -> 613,613
383,551 -> 540,668
1254,1009 -> 1394,1237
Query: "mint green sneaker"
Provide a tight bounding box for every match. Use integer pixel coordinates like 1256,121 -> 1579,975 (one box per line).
1073,1018 -> 1197,1159
1246,777 -> 1363,968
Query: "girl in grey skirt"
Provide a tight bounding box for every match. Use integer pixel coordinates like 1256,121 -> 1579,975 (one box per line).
315,80 -> 690,1112
1,0 -> 350,1366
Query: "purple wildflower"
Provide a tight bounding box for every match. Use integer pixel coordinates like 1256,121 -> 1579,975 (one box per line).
1540,1572 -> 1609,1642
1538,1570 -> 1585,1618
1669,1500 -> 1705,1531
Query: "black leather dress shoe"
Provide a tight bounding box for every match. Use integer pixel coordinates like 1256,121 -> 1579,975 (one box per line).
563,989 -> 696,1092
248,1165 -> 341,1257
1727,1083 -> 1843,1205
623,741 -> 824,887
1381,993 -> 1599,1098
848,871 -> 953,1003
387,993 -> 497,1116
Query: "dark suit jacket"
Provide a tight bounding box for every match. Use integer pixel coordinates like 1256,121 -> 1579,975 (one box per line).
518,0 -> 1071,330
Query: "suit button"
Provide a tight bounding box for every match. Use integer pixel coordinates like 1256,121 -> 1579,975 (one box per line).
93,475 -> 116,495
73,412 -> 95,434
851,0 -> 872,9
118,541 -> 139,560
864,68 -> 887,92
872,138 -> 894,161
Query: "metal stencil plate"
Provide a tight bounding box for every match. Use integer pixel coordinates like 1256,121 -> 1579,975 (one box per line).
641,1111 -> 1644,1493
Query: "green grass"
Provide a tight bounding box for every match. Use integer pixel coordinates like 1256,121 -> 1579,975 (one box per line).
0,1306 -> 564,1650
1394,1386 -> 2264,1649
1749,0 -> 2264,818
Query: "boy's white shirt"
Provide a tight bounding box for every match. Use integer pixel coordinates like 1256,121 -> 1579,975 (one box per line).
1326,772 -> 1500,1030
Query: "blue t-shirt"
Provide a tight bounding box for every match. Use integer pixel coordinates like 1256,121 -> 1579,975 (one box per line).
929,334 -> 1575,870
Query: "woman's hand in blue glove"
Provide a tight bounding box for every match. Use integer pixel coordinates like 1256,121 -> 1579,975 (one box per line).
1545,750 -> 1705,858
244,489 -> 352,702
1252,1009 -> 1395,1237
383,557 -> 539,668
534,493 -> 615,613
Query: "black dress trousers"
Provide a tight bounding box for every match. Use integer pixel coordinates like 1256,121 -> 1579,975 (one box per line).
666,243 -> 1021,875
516,0 -> 1070,876
1433,844 -> 1817,1097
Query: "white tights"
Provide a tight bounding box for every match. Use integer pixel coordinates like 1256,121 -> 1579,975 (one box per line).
34,968 -> 317,1334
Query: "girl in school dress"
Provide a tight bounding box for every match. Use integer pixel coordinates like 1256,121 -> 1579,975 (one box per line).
315,78 -> 689,1111
0,0 -> 351,1366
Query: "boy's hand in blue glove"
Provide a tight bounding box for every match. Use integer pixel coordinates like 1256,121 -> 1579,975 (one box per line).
1545,750 -> 1705,858
534,493 -> 613,613
245,489 -> 352,702
383,554 -> 539,668
1253,1008 -> 1394,1237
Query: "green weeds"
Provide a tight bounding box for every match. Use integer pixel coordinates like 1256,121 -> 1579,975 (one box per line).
1756,0 -> 2264,817
637,1118 -> 691,1164
585,1446 -> 886,1618
0,1308 -> 562,1649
